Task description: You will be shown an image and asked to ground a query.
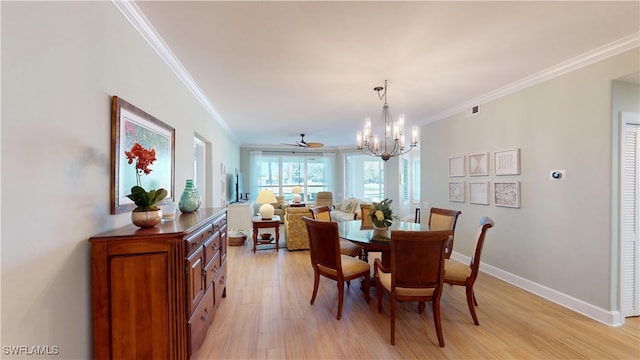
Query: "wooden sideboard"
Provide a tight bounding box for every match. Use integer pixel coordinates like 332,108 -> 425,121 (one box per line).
89,208 -> 227,359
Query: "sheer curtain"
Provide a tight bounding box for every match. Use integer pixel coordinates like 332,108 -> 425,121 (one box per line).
323,152 -> 335,192
249,150 -> 262,202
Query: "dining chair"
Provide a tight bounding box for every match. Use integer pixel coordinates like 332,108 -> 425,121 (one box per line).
374,229 -> 452,346
444,216 -> 494,325
310,206 -> 332,221
302,217 -> 371,320
428,207 -> 462,259
310,206 -> 362,257
359,203 -> 374,227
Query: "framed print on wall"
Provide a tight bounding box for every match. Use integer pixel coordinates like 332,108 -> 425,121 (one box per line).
448,156 -> 466,177
495,148 -> 520,175
111,96 -> 176,214
469,181 -> 490,205
494,181 -> 520,208
448,182 -> 465,202
469,152 -> 489,176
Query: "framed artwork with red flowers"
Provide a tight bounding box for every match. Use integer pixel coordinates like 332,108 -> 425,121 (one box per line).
111,96 -> 175,214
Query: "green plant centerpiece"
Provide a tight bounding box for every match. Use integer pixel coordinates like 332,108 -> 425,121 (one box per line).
125,143 -> 168,212
370,198 -> 397,228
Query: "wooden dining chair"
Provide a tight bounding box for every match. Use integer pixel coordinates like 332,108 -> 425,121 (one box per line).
359,203 -> 374,227
310,206 -> 332,221
310,206 -> 362,257
428,207 -> 462,259
302,217 -> 370,320
374,229 -> 452,346
444,216 -> 494,325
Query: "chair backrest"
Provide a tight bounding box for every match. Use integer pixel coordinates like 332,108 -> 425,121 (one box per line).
468,217 -> 495,282
390,230 -> 452,291
428,207 -> 462,232
315,192 -> 334,208
310,206 -> 332,222
302,216 -> 341,272
359,203 -> 374,227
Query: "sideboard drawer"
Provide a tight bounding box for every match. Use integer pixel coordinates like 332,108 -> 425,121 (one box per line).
204,251 -> 221,286
203,233 -> 221,265
188,285 -> 214,358
214,263 -> 227,308
185,224 -> 214,256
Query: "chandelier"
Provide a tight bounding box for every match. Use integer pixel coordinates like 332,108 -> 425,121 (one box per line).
356,80 -> 418,161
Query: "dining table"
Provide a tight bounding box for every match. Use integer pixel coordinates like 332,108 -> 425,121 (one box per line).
337,219 -> 430,268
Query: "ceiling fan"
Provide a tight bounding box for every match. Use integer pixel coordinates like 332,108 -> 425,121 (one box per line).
281,134 -> 324,148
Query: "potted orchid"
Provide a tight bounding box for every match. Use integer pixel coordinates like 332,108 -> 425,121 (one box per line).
125,143 -> 167,227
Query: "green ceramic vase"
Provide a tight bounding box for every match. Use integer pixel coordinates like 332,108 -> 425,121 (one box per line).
179,179 -> 201,213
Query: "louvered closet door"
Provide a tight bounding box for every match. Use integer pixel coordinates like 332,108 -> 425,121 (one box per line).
621,112 -> 640,317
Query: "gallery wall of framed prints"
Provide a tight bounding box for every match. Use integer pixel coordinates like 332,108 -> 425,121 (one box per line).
447,148 -> 521,208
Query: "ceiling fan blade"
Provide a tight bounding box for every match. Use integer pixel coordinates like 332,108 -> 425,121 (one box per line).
280,143 -> 303,147
305,142 -> 324,148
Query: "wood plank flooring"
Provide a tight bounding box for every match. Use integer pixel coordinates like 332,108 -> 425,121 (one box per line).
195,238 -> 640,359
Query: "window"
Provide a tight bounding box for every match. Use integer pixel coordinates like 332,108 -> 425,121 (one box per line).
345,154 -> 384,202
252,153 -> 333,202
413,157 -> 420,202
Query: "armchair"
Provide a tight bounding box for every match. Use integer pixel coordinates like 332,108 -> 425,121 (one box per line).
284,206 -> 313,250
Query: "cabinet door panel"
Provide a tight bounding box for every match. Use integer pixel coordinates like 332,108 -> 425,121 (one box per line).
109,253 -> 169,359
186,246 -> 205,316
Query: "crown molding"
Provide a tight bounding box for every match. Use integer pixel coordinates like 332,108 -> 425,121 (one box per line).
425,32 -> 640,124
111,0 -> 236,140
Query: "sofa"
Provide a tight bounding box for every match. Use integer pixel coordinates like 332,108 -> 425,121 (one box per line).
330,197 -> 364,222
284,206 -> 313,250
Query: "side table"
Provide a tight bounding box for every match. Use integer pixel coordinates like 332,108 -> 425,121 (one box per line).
252,215 -> 281,253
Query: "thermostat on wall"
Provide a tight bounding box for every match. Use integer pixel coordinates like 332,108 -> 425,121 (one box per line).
550,170 -> 565,180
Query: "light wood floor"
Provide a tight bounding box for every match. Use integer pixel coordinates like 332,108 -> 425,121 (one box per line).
195,238 -> 640,359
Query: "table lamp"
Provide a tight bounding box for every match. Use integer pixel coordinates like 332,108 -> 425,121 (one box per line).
291,186 -> 302,203
256,189 -> 277,219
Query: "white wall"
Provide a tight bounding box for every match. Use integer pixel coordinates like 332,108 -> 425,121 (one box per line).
1,2 -> 239,358
420,49 -> 639,318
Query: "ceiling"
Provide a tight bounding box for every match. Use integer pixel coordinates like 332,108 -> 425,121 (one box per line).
131,1 -> 639,150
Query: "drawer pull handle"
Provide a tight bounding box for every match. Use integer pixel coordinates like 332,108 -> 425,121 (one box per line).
202,268 -> 207,276
201,308 -> 208,322
220,276 -> 225,285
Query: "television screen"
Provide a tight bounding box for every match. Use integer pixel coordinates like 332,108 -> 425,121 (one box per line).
229,173 -> 245,203
236,173 -> 244,201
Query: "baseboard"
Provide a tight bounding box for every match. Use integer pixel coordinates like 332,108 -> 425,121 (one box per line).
450,252 -> 624,327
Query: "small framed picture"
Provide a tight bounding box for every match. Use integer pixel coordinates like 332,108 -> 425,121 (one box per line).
448,182 -> 465,202
469,152 -> 489,176
494,181 -> 520,208
448,156 -> 465,177
495,148 -> 520,175
469,181 -> 490,205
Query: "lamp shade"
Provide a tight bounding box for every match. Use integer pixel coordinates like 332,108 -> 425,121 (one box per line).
291,186 -> 302,203
256,189 -> 278,219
